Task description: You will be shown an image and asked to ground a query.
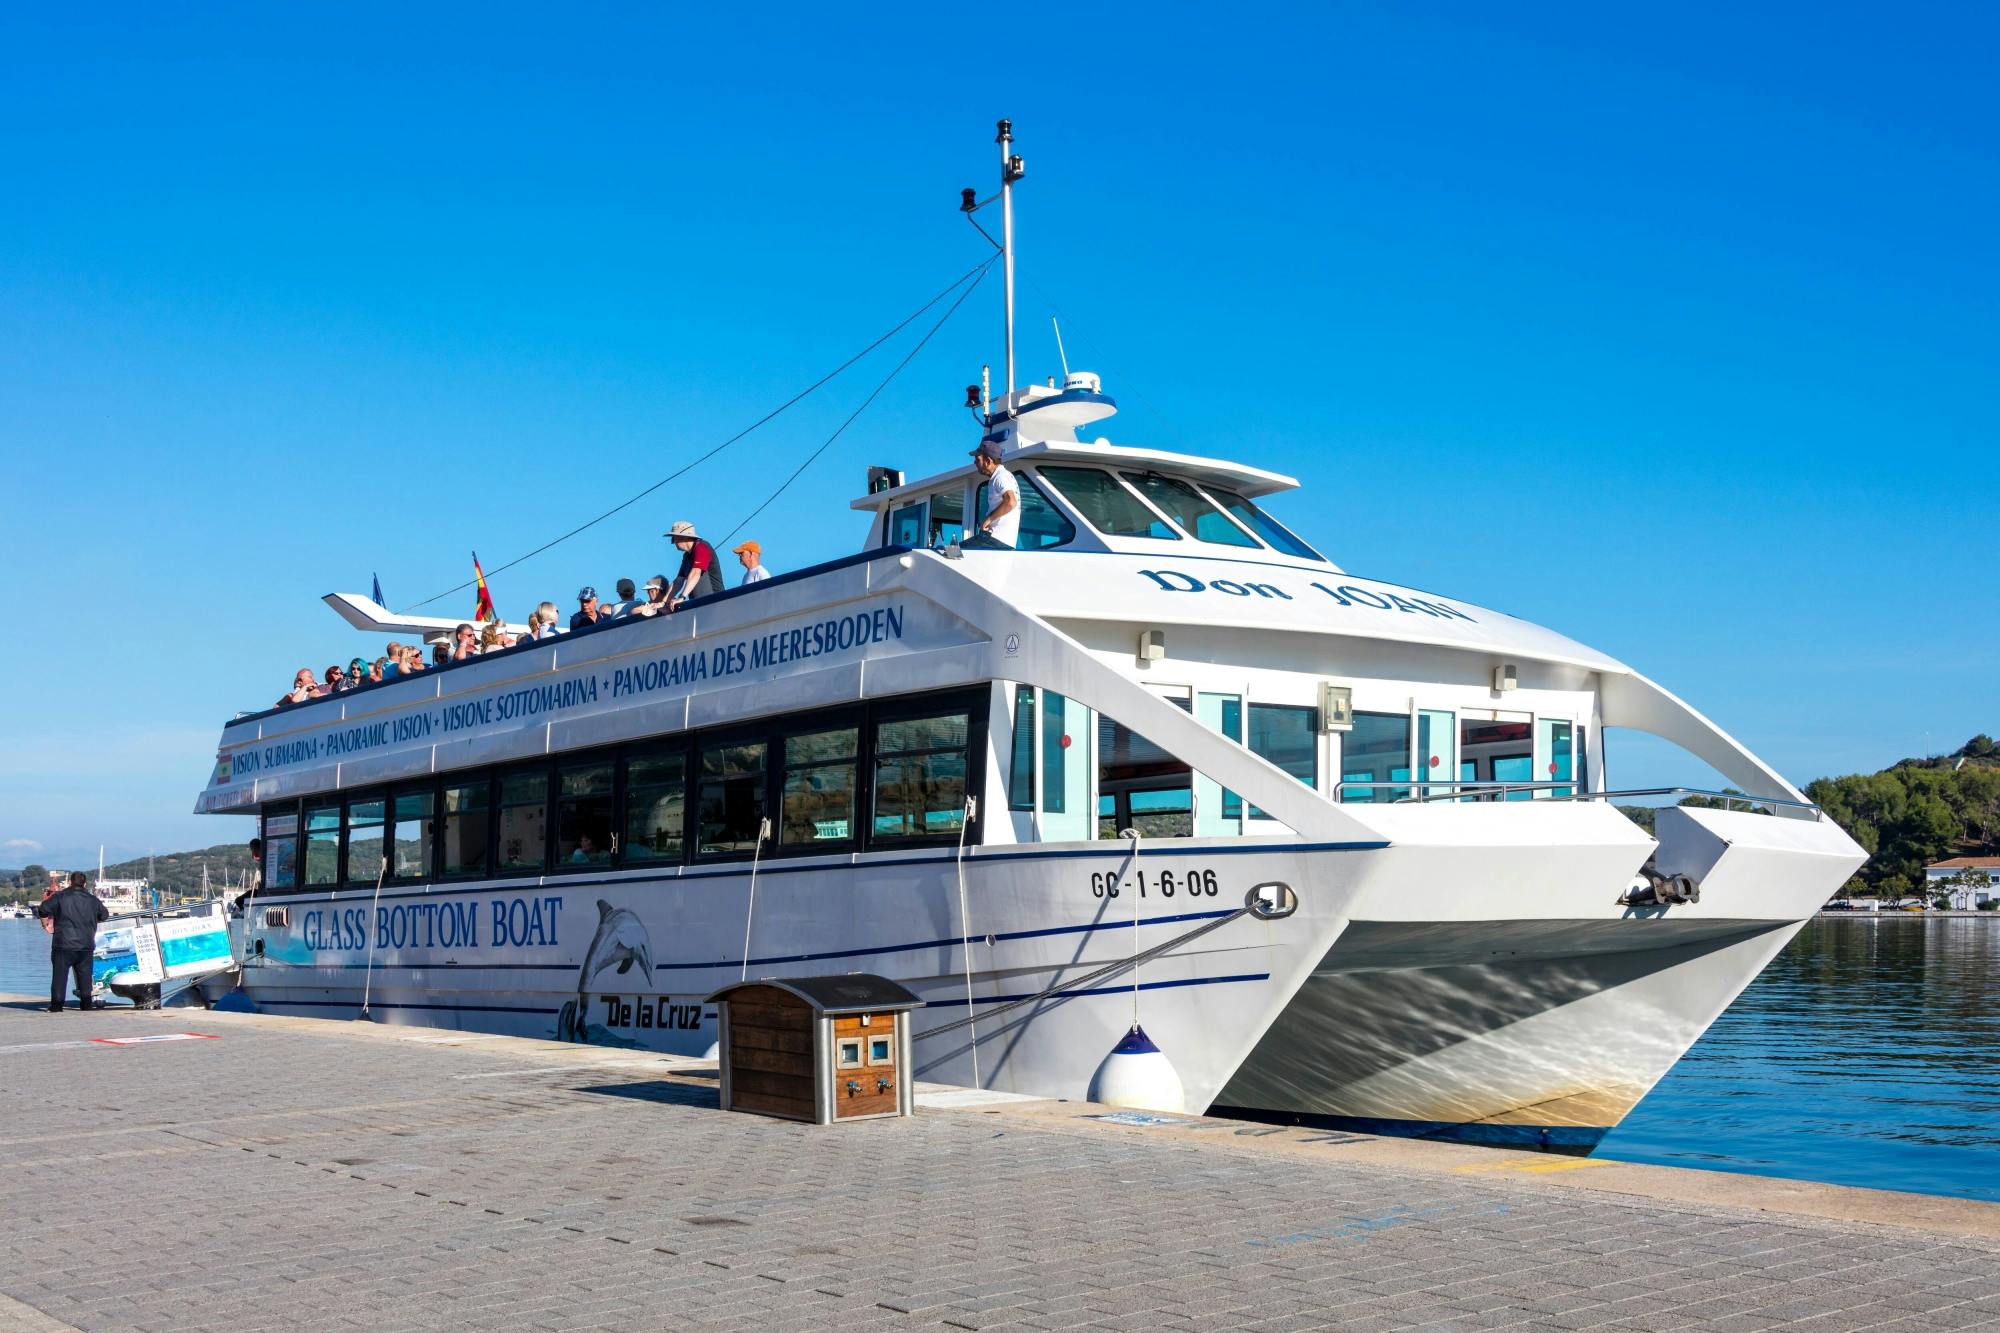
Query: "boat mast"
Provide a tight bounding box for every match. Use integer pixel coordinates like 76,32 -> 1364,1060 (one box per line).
997,118 -> 1022,404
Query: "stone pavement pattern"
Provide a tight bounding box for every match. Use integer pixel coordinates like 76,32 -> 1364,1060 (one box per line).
1,1001 -> 1997,1332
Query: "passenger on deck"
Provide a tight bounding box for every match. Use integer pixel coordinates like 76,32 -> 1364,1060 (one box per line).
347,657 -> 368,689
733,540 -> 771,584
383,642 -> 403,678
480,621 -> 515,652
966,440 -> 1020,548
368,658 -> 387,684
451,623 -> 480,661
431,642 -> 450,667
277,669 -> 320,707
570,586 -> 611,631
526,602 -> 564,640
323,664 -> 348,693
626,576 -> 668,618
665,521 -> 724,609
400,644 -> 426,674
605,578 -> 639,618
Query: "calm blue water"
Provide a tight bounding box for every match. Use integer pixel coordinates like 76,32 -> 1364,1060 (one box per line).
4,915 -> 1994,1200
1598,915 -> 2000,1202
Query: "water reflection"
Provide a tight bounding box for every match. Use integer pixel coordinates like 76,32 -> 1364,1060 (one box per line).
1598,917 -> 2000,1202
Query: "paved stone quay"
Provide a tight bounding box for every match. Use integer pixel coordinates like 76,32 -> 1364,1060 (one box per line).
2,998 -> 1998,1332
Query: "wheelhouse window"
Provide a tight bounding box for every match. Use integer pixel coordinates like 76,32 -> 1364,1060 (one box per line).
622,751 -> 686,863
928,488 -> 967,547
1037,466 -> 1179,540
391,786 -> 434,880
441,778 -> 490,877
303,802 -> 341,887
556,760 -> 614,866
872,709 -> 972,841
698,739 -> 768,857
888,500 -> 926,548
1203,487 -> 1324,561
343,796 -> 387,884
1340,712 -> 1411,803
1248,704 -> 1318,819
1121,472 -> 1257,547
496,769 -> 549,872
261,810 -> 298,893
780,726 -> 859,847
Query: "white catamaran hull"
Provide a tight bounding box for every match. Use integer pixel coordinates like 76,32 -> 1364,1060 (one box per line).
219,802 -> 1858,1145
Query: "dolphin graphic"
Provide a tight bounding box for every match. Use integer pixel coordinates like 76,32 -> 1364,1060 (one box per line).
580,900 -> 654,988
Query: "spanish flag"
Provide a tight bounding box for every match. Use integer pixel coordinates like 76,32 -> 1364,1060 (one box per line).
472,551 -> 495,623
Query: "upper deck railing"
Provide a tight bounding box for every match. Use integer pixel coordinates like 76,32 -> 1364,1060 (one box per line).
235,545 -> 915,727
1350,780 -> 1821,818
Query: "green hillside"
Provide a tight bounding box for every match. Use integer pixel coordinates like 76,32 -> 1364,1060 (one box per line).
2,843 -> 256,903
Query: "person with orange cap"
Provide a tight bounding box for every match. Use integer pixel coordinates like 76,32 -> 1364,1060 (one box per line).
732,539 -> 770,585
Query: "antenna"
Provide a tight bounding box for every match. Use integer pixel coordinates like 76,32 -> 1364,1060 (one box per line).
1052,317 -> 1070,378
997,118 -> 1023,405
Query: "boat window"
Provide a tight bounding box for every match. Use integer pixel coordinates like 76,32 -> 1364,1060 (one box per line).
1099,697 -> 1193,837
391,787 -> 434,881
1248,704 -> 1318,819
1201,487 -> 1324,561
622,751 -> 686,864
1460,718 -> 1532,801
1037,466 -> 1179,540
496,769 -> 549,872
343,797 -> 387,885
1540,719 -> 1576,799
780,727 -> 859,847
441,779 -> 490,877
872,710 -> 972,840
979,472 -> 1076,550
1417,709 -> 1455,802
888,500 -> 927,548
928,488 -> 967,547
698,740 -> 768,856
304,803 -> 342,887
1008,686 -> 1036,812
556,761 -> 614,866
1040,692 -> 1092,840
1340,712 -> 1411,803
1121,472 -> 1258,547
261,810 -> 298,892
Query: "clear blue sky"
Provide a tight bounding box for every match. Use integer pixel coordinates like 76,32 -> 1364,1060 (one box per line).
4,3 -> 1993,868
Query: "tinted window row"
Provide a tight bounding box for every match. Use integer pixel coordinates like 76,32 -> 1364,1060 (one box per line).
257,689 -> 987,892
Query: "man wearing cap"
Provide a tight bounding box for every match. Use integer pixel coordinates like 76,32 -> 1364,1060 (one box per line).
570,586 -> 611,631
664,521 -> 725,609
733,540 -> 771,584
967,440 -> 1021,548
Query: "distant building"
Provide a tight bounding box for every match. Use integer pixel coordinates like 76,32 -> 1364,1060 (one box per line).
1924,856 -> 2000,910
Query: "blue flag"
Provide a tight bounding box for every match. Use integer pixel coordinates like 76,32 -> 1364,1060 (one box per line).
372,572 -> 385,607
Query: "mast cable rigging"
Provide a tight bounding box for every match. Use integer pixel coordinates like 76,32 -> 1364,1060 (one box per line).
398,256 -> 997,614
716,259 -> 992,547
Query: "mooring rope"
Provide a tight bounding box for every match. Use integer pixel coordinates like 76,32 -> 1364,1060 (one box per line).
358,857 -> 390,1018
915,903 -> 1251,1043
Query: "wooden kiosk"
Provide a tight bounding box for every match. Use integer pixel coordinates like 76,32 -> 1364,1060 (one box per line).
706,975 -> 924,1124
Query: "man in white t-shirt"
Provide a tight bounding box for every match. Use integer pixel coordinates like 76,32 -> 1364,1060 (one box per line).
969,440 -> 1020,548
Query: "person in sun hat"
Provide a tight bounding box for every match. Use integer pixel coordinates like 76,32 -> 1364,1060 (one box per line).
732,539 -> 770,584
664,521 -> 725,609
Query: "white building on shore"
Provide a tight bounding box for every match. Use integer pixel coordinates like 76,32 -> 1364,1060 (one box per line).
1924,856 -> 2000,910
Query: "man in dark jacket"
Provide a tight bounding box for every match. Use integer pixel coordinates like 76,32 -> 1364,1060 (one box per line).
36,872 -> 108,1012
